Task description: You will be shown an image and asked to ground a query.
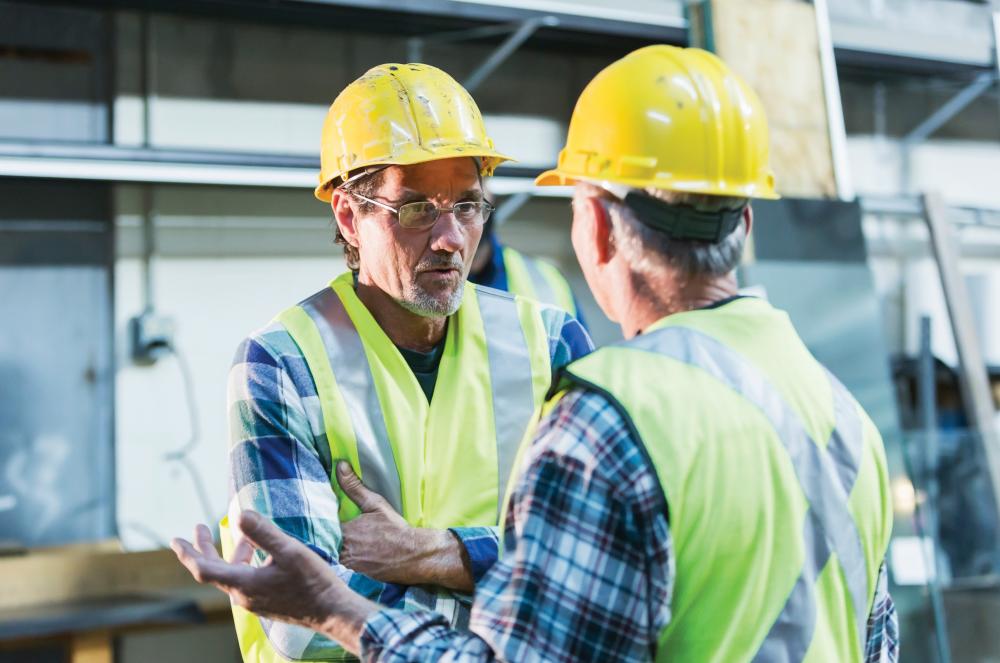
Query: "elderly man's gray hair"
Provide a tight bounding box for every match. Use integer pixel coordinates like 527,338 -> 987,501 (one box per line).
606,188 -> 750,280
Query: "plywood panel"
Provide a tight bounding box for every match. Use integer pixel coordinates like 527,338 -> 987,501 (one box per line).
710,0 -> 836,198
0,545 -> 226,612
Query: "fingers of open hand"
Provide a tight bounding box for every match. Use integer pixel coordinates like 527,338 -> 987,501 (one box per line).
229,536 -> 255,565
172,537 -> 231,586
194,524 -> 220,560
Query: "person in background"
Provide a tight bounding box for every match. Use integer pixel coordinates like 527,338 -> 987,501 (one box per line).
469,215 -> 586,327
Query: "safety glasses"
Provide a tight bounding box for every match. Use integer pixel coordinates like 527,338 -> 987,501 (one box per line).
347,191 -> 495,230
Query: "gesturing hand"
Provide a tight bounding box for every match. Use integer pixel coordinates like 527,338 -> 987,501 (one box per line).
171,511 -> 375,653
337,462 -> 474,591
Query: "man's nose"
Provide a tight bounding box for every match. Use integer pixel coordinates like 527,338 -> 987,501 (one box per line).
428,211 -> 465,254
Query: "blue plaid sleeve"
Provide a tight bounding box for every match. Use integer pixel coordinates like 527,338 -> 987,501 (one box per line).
540,305 -> 594,371
360,389 -> 672,662
864,562 -> 898,663
448,527 -> 500,583
229,328 -> 434,661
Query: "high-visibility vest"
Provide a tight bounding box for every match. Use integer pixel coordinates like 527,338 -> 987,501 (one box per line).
222,272 -> 553,662
505,297 -> 893,662
501,246 -> 577,317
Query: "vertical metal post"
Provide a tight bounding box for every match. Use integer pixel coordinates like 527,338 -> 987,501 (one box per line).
684,0 -> 715,53
814,0 -> 855,201
993,12 -> 1000,80
993,12 -> 1000,134
922,192 -> 1000,522
407,37 -> 423,63
873,82 -> 887,140
139,12 -> 152,149
141,186 -> 155,314
918,316 -> 952,663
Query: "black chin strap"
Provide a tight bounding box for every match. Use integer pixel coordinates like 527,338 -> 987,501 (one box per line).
623,191 -> 745,242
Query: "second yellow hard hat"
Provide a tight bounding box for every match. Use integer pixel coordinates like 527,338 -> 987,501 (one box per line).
537,45 -> 778,199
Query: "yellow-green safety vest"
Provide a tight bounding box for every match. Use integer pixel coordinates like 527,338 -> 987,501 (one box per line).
504,297 -> 893,662
222,272 -> 553,662
501,246 -> 577,317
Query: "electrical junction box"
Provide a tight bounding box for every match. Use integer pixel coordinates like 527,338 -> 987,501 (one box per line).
129,311 -> 175,365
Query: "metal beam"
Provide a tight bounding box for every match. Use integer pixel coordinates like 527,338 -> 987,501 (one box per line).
921,192 -> 1000,526
463,16 -> 557,92
408,15 -> 557,87
902,71 -> 997,146
408,21 -> 531,62
492,191 -> 532,226
814,0 -> 855,201
899,13 -> 998,192
0,141 -> 575,196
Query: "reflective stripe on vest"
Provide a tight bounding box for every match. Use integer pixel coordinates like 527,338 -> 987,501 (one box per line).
478,287 -> 539,520
627,327 -> 869,659
502,246 -> 576,317
299,287 -> 404,514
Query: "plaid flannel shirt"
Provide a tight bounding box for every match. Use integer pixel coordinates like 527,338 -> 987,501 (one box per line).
227,291 -> 592,661
360,389 -> 899,662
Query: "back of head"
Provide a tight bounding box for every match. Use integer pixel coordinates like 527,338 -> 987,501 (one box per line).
538,45 -> 779,280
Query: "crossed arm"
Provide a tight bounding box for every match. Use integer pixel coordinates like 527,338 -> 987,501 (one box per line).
226,334 -> 486,658
334,462 -> 475,593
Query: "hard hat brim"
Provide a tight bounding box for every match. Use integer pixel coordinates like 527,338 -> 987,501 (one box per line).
534,169 -> 573,187
315,150 -> 515,203
535,167 -> 781,199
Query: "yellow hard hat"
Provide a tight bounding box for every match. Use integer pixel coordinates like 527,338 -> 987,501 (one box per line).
315,63 -> 512,202
536,45 -> 778,199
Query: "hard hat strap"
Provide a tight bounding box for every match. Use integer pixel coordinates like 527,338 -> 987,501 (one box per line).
623,191 -> 745,243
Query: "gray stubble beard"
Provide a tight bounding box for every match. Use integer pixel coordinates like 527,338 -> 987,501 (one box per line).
395,279 -> 465,318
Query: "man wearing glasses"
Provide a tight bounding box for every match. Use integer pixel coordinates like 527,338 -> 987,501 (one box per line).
219,62 -> 591,661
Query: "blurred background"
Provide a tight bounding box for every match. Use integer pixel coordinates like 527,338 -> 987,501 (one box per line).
1,0 -> 999,660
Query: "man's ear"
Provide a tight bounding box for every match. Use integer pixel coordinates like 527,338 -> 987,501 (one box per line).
743,204 -> 753,236
332,190 -> 359,247
585,197 -> 615,265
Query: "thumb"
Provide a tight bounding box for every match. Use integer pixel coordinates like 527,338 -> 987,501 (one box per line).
237,511 -> 294,557
336,461 -> 390,513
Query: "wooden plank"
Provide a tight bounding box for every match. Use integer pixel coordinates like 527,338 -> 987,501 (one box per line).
709,0 -> 837,199
69,631 -> 112,663
0,545 -> 226,612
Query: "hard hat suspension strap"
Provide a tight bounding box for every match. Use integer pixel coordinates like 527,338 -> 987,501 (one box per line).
623,191 -> 745,243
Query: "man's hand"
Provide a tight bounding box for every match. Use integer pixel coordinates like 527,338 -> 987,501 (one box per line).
337,462 -> 475,592
171,511 -> 376,654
